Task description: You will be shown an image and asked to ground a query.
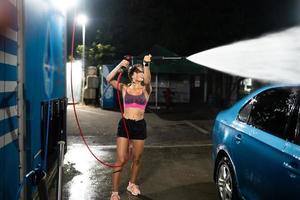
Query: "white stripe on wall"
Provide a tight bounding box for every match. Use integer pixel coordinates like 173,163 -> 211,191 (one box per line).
0,133 -> 3,149
5,52 -> 18,66
0,129 -> 18,149
0,51 -> 18,66
8,0 -> 17,7
0,81 -> 17,92
0,81 -> 14,92
0,77 -> 3,95
0,105 -> 18,121
0,51 -> 3,63
3,28 -> 18,42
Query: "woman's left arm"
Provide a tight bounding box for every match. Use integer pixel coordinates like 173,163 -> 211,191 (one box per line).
143,54 -> 152,95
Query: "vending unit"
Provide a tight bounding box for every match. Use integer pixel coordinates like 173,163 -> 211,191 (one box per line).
0,0 -> 67,199
100,65 -> 116,109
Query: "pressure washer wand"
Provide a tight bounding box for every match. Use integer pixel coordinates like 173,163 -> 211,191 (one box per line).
153,56 -> 185,60
131,56 -> 185,60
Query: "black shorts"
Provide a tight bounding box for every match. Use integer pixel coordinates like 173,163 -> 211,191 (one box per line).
117,118 -> 147,140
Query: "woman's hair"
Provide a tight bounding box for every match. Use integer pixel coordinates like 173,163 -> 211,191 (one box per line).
128,63 -> 143,81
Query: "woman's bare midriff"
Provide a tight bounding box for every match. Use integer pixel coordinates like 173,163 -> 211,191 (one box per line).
123,108 -> 145,120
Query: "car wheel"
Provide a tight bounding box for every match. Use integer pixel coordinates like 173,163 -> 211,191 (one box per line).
216,156 -> 239,200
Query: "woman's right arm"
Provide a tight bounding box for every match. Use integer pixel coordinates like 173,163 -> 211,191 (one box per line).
106,60 -> 129,91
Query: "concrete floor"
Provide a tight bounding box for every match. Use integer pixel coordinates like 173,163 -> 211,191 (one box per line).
50,105 -> 219,200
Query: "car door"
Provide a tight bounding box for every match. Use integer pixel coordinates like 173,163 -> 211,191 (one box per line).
282,100 -> 300,199
231,87 -> 298,200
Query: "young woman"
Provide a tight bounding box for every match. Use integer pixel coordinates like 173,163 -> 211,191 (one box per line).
106,55 -> 152,200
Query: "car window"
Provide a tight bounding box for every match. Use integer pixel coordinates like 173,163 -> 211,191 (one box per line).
294,107 -> 300,145
238,98 -> 255,123
248,87 -> 298,139
286,102 -> 300,145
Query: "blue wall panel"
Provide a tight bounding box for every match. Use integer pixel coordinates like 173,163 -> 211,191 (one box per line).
3,141 -> 19,200
0,92 -> 17,108
0,113 -> 3,200
0,16 -> 4,200
0,64 -> 17,81
0,116 -> 18,137
0,36 -> 17,55
0,1 -> 19,199
0,37 -> 4,82
5,37 -> 18,55
24,0 -> 66,198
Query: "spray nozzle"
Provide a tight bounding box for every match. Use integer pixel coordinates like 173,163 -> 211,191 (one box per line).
123,55 -> 132,63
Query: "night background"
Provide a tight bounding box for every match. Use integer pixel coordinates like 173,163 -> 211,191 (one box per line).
68,0 -> 300,58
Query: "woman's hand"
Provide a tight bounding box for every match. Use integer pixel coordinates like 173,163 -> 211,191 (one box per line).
120,59 -> 130,68
143,54 -> 152,63
143,54 -> 152,94
106,58 -> 130,91
117,59 -> 130,73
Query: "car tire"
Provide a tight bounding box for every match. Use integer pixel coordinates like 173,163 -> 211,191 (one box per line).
216,156 -> 239,200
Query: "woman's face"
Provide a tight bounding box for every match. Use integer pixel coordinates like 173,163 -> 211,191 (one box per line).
132,67 -> 144,83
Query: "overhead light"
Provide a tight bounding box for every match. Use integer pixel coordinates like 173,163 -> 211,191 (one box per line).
76,14 -> 88,26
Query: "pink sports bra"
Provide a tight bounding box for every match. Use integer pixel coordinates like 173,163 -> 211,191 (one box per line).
124,90 -> 147,110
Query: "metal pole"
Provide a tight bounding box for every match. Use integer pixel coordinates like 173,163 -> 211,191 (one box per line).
204,75 -> 207,103
57,141 -> 65,200
82,25 -> 85,74
80,25 -> 86,103
17,0 -> 26,198
155,73 -> 158,109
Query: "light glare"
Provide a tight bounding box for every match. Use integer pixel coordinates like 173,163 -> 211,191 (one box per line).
50,0 -> 78,13
77,14 -> 88,26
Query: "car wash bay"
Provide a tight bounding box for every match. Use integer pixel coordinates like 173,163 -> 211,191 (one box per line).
48,105 -> 219,200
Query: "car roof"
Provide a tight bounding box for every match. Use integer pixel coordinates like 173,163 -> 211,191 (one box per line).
255,83 -> 300,93
229,83 -> 300,116
242,83 -> 300,101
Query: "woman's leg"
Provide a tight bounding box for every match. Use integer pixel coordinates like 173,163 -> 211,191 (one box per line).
112,137 -> 129,192
130,139 -> 145,183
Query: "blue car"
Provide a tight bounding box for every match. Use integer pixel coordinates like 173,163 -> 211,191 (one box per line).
212,84 -> 300,200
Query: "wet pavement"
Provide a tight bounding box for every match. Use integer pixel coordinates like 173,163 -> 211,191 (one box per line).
50,104 -> 219,200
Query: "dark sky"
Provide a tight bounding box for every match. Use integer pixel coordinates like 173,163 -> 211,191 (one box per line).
68,0 -> 300,57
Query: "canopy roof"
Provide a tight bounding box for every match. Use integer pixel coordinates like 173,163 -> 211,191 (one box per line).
136,45 -> 206,74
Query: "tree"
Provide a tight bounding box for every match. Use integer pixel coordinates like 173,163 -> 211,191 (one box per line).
75,42 -> 117,67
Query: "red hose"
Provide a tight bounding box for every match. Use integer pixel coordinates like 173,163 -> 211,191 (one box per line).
70,12 -> 131,168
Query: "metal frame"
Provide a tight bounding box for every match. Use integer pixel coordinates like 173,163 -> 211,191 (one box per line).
17,0 -> 26,199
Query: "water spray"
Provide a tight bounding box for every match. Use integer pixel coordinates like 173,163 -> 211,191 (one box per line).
188,26 -> 300,84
